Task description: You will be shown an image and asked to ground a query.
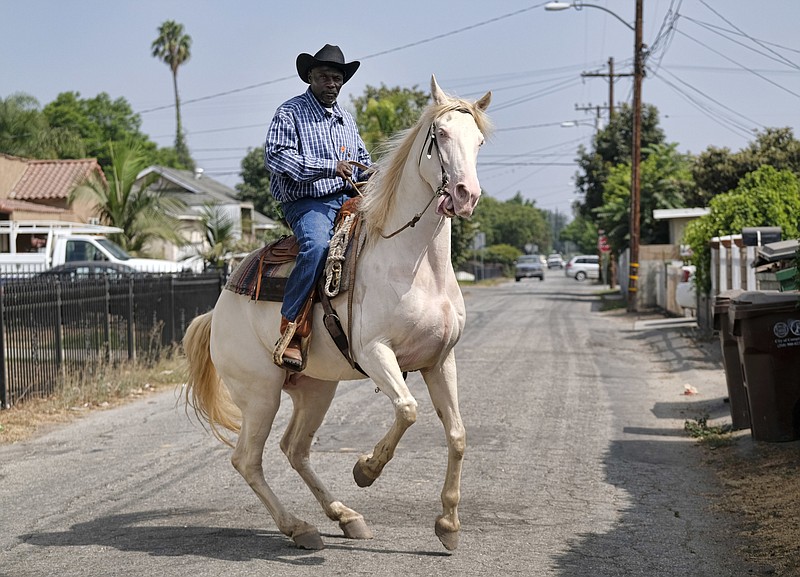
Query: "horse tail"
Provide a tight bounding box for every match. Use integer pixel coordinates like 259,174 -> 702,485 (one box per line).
183,311 -> 241,447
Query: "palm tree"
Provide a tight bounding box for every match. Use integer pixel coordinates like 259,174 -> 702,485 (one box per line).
151,20 -> 193,169
198,203 -> 237,268
70,140 -> 187,255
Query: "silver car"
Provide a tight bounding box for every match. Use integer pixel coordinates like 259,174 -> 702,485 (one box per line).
514,255 -> 545,281
565,255 -> 600,281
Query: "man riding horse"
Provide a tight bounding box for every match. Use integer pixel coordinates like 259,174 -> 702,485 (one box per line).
264,44 -> 372,371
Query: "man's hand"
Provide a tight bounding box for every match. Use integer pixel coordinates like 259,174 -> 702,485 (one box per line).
335,160 -> 353,180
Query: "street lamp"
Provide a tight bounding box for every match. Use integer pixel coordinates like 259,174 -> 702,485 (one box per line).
544,2 -> 634,31
545,0 -> 644,312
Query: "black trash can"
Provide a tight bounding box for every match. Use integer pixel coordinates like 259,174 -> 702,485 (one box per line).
729,291 -> 800,442
713,290 -> 749,430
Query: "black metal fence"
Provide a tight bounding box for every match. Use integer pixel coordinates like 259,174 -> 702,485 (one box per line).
0,271 -> 224,408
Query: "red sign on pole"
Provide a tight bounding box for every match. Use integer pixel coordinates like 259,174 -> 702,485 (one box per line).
598,235 -> 611,253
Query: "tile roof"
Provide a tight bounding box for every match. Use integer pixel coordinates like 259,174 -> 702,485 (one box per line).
0,198 -> 68,214
11,158 -> 104,201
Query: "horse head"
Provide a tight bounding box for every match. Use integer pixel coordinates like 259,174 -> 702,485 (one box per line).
360,77 -> 492,238
424,75 -> 492,219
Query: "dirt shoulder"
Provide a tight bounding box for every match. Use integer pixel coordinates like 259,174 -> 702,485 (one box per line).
703,433 -> 800,576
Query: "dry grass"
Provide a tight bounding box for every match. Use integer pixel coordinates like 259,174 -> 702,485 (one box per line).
0,353 -> 187,444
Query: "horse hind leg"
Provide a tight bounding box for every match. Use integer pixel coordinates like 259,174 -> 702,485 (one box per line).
421,354 -> 465,551
281,375 -> 373,541
228,377 -> 325,550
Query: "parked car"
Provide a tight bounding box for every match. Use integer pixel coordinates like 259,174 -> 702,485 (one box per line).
38,261 -> 138,280
565,255 -> 600,281
514,254 -> 545,281
675,265 -> 697,309
547,254 -> 565,269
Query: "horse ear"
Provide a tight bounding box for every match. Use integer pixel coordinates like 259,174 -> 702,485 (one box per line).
475,91 -> 492,111
431,75 -> 447,105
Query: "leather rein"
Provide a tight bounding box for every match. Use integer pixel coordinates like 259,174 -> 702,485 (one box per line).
380,121 -> 450,239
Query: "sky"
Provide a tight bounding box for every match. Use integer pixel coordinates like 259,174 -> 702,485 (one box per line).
4,1 -> 800,220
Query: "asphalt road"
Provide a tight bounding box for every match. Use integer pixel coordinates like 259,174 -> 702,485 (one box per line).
0,274 -> 753,576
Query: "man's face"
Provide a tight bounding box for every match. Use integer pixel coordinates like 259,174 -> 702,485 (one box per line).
309,65 -> 344,107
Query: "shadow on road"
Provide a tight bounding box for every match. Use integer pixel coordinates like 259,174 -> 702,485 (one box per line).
19,509 -> 446,563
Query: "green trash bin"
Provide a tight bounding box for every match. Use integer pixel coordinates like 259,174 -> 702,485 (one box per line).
729,291 -> 800,442
714,290 -> 750,430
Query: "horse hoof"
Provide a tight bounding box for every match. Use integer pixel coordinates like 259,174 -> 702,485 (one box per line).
352,461 -> 376,488
340,517 -> 374,540
435,519 -> 460,551
293,529 -> 325,550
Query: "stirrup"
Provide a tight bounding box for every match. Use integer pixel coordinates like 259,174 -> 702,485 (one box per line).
273,321 -> 309,372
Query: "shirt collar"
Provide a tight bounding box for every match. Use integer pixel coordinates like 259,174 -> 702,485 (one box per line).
303,88 -> 344,122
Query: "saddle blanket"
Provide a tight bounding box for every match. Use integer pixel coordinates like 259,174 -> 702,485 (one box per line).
224,235 -> 297,302
224,197 -> 363,303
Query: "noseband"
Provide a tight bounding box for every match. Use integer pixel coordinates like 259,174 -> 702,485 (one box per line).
381,109 -> 472,239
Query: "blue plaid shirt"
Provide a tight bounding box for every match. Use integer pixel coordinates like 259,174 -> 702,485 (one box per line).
265,89 -> 372,203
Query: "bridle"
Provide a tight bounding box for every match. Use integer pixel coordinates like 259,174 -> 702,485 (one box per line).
380,107 -> 474,239
379,122 -> 449,239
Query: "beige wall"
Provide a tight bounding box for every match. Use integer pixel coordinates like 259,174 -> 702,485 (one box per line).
0,156 -> 28,200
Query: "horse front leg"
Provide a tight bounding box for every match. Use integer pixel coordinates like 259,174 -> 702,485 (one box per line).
281,375 -> 373,541
420,352 -> 465,551
352,343 -> 418,488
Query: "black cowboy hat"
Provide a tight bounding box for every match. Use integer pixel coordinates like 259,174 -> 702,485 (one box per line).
296,44 -> 360,84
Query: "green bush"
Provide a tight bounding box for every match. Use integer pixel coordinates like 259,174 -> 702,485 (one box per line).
684,166 -> 800,293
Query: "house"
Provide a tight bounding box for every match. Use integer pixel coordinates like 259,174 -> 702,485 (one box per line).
617,207 -> 710,315
653,207 -> 710,256
135,166 -> 279,261
0,153 -> 104,224
0,155 -> 280,262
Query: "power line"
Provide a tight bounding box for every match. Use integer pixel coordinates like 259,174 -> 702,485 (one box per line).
680,15 -> 800,71
650,68 -> 758,139
697,0 -> 800,70
674,28 -> 800,101
138,2 -> 551,116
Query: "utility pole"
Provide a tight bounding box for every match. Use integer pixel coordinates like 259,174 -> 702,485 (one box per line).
581,57 -> 633,122
628,0 -> 644,312
574,103 -> 606,130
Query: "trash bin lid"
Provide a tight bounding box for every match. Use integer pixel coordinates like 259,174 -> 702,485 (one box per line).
729,290 -> 800,319
714,289 -> 745,312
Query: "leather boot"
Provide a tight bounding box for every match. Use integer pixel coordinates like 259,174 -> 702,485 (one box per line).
278,316 -> 304,368
273,297 -> 313,371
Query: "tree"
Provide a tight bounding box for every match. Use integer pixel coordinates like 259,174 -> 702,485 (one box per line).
0,92 -> 84,158
198,203 -> 236,268
351,84 -> 429,159
595,142 -> 694,252
684,165 -> 800,293
559,214 -> 600,255
691,127 -> 800,206
151,20 -> 193,169
70,140 -> 187,255
574,103 -> 666,222
473,194 -> 550,253
236,147 -> 282,222
43,91 -> 160,168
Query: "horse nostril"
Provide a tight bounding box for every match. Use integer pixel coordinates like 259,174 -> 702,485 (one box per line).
454,183 -> 478,205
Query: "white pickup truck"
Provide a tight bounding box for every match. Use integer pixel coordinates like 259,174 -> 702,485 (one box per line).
0,221 -> 193,275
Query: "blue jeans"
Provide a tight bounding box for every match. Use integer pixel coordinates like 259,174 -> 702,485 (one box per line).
280,193 -> 347,321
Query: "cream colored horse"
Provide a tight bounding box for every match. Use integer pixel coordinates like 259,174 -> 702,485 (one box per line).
183,76 -> 491,551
